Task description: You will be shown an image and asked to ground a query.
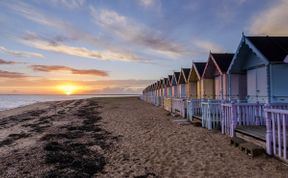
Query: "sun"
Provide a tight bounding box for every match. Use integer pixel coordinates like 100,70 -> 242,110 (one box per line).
57,84 -> 79,95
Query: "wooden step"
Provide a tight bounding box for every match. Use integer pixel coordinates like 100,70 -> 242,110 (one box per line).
239,142 -> 265,158
235,126 -> 266,149
230,137 -> 246,147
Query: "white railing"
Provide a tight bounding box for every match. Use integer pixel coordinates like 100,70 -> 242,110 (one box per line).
265,108 -> 288,162
201,100 -> 222,130
221,102 -> 288,137
221,102 -> 265,136
171,98 -> 186,117
186,99 -> 202,121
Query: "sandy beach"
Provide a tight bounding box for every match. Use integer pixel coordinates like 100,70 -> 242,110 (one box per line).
0,97 -> 287,178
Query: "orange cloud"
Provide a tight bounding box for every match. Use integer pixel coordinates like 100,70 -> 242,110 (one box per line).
0,59 -> 17,65
0,70 -> 29,78
31,65 -> 108,77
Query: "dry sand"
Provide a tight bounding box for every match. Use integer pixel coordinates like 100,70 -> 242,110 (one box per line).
0,97 -> 287,178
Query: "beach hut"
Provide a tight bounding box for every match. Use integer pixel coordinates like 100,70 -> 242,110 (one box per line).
202,53 -> 234,100
172,68 -> 191,117
178,68 -> 191,98
167,75 -> 173,97
171,71 -> 186,116
186,62 -> 206,120
228,36 -> 288,103
188,62 -> 207,99
201,53 -> 234,130
171,72 -> 180,98
164,75 -> 173,112
221,35 -> 288,161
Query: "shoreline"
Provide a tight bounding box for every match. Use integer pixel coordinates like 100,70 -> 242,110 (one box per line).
0,97 -> 287,177
0,95 -> 139,114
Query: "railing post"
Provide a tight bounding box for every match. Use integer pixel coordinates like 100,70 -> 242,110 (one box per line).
231,101 -> 237,137
255,101 -> 260,125
207,100 -> 212,130
221,101 -> 227,134
265,106 -> 272,155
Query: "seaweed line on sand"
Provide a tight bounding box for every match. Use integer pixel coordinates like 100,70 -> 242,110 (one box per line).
41,99 -> 118,178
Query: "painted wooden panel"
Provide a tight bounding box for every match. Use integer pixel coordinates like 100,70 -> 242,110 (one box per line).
178,84 -> 184,98
247,68 -> 257,102
196,81 -> 201,99
177,85 -> 182,98
230,74 -> 247,100
243,52 -> 265,70
222,74 -> 229,100
257,66 -> 268,103
190,82 -> 197,99
270,64 -> 288,103
247,67 -> 268,103
214,76 -> 221,99
201,79 -> 214,99
185,83 -> 190,97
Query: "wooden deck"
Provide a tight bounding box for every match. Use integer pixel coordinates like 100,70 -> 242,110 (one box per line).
236,126 -> 266,141
192,115 -> 202,121
235,126 -> 288,148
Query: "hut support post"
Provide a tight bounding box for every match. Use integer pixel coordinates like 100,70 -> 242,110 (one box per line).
230,102 -> 237,137
265,105 -> 272,155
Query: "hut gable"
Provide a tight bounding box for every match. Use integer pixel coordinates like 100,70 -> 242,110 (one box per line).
163,78 -> 168,87
168,75 -> 173,86
203,53 -> 234,78
172,72 -> 180,86
188,62 -> 206,82
178,68 -> 190,84
229,36 -> 288,73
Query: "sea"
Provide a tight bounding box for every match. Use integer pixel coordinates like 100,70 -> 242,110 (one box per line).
0,94 -> 139,111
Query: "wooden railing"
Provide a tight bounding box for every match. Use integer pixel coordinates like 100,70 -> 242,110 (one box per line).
221,102 -> 265,137
186,99 -> 203,121
265,108 -> 288,162
171,98 -> 186,117
201,100 -> 222,130
221,102 -> 288,137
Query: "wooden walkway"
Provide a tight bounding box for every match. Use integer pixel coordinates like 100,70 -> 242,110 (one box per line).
235,126 -> 288,147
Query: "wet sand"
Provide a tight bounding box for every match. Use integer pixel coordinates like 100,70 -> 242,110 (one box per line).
0,97 -> 287,178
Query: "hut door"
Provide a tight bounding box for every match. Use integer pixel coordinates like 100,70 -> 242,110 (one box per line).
247,67 -> 267,103
256,67 -> 267,103
247,69 -> 257,102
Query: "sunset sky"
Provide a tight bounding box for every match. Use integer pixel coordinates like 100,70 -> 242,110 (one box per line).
0,0 -> 287,94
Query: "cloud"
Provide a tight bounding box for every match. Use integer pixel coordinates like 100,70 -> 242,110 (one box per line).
249,0 -> 288,35
0,59 -> 17,65
31,65 -> 108,77
49,0 -> 85,9
193,40 -> 224,53
139,0 -> 155,7
91,8 -> 187,58
91,86 -> 142,94
0,70 -> 29,78
0,46 -> 43,58
6,2 -> 150,62
22,33 -> 144,62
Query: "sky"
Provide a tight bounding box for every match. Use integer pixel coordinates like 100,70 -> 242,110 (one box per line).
0,0 -> 287,94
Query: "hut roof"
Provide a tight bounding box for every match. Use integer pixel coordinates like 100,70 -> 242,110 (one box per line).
193,62 -> 206,77
172,72 -> 180,86
179,68 -> 190,84
182,68 -> 190,81
246,36 -> 288,62
211,53 -> 234,73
